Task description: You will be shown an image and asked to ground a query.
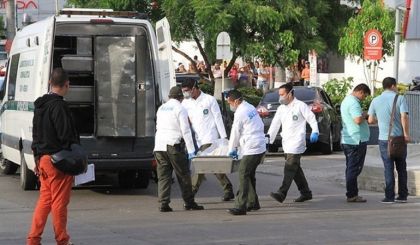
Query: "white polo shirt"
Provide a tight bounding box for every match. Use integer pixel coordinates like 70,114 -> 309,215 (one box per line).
228,101 -> 266,155
154,99 -> 195,154
182,92 -> 227,147
267,98 -> 319,154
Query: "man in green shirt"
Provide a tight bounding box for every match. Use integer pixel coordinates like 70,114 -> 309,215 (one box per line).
340,84 -> 371,202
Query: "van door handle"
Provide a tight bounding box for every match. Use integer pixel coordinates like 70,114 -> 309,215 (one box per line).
137,81 -> 146,91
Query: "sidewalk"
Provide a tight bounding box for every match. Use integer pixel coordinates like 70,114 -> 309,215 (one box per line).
257,143 -> 420,196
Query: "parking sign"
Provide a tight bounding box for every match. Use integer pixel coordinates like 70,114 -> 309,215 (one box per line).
364,29 -> 383,60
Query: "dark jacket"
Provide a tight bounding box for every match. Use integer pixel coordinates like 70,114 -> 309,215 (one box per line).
31,93 -> 79,157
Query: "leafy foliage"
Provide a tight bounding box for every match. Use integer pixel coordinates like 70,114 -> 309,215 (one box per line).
322,77 -> 353,107
237,87 -> 263,107
338,0 -> 395,61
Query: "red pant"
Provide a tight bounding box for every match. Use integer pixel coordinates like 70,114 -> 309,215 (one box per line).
27,155 -> 73,245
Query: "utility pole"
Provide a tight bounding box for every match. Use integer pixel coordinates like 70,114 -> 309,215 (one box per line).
6,0 -> 16,39
393,6 -> 405,82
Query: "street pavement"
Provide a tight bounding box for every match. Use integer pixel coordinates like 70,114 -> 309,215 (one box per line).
1,153 -> 419,245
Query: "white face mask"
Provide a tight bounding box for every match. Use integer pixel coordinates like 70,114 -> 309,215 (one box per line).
279,96 -> 287,105
229,104 -> 237,112
278,89 -> 293,105
182,91 -> 192,99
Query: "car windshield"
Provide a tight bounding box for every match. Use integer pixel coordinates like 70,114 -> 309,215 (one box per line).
262,88 -> 317,103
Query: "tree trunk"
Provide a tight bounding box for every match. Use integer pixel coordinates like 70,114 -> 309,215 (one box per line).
193,35 -> 215,87
171,45 -> 199,75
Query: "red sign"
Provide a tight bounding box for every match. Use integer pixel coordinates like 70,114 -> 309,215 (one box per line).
364,29 -> 383,60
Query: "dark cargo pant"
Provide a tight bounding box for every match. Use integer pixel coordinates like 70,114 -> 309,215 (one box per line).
234,152 -> 265,210
191,144 -> 233,195
278,154 -> 312,197
154,145 -> 194,206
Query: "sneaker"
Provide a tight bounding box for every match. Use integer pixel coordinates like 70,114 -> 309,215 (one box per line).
294,195 -> 313,202
395,196 -> 407,203
222,191 -> 235,201
184,202 -> 204,210
159,204 -> 173,212
381,198 -> 395,204
270,192 -> 286,203
347,196 -> 367,203
228,208 -> 246,215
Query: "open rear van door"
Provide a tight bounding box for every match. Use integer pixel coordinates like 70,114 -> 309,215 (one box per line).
156,17 -> 175,102
39,16 -> 56,95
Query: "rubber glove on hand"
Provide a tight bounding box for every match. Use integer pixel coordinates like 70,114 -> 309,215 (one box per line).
228,150 -> 238,160
188,152 -> 196,160
310,132 -> 319,143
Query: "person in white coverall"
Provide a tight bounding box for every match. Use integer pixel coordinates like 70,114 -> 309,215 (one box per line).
226,90 -> 266,215
154,86 -> 204,212
181,79 -> 234,201
267,83 -> 319,203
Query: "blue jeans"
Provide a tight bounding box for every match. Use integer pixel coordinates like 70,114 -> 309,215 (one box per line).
342,142 -> 367,198
378,140 -> 408,200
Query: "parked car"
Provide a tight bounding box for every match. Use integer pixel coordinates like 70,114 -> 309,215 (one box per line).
256,86 -> 342,154
175,72 -> 210,86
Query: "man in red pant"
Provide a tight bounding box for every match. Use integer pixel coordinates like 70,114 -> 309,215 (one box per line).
28,68 -> 78,245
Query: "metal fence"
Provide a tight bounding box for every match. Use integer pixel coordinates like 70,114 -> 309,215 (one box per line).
406,91 -> 420,143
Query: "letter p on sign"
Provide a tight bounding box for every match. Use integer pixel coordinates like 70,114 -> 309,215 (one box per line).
364,29 -> 383,61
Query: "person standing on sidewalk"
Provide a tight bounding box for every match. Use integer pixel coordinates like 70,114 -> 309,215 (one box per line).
28,68 -> 77,245
267,83 -> 319,203
181,79 -> 235,201
226,90 -> 266,215
154,86 -> 204,212
368,77 -> 410,203
341,84 -> 371,203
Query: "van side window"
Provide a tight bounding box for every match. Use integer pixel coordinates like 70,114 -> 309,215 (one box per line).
7,53 -> 20,100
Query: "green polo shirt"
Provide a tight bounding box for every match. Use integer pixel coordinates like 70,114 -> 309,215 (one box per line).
341,94 -> 370,145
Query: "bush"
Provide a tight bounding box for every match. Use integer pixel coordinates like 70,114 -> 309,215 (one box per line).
237,87 -> 263,107
198,79 -> 214,95
322,77 -> 353,107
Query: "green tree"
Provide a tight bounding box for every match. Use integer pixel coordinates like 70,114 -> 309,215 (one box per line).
163,0 -> 354,86
338,0 -> 394,88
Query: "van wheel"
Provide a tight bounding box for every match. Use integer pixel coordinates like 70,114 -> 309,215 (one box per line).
267,145 -> 278,153
118,170 -> 136,189
1,157 -> 19,175
20,153 -> 38,190
134,170 -> 151,189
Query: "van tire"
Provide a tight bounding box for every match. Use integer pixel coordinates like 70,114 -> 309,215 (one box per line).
118,170 -> 150,189
20,153 -> 38,191
1,158 -> 19,175
134,170 -> 151,189
118,170 -> 136,189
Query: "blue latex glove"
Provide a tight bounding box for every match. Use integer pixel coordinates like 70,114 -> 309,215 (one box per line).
228,150 -> 238,160
188,152 -> 196,160
310,132 -> 319,143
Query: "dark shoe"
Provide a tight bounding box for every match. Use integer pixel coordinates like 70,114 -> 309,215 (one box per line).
184,202 -> 204,210
395,196 -> 407,203
246,204 -> 261,212
270,192 -> 286,203
294,195 -> 312,202
222,192 -> 235,201
381,198 -> 395,204
347,196 -> 367,203
159,204 -> 173,212
228,208 -> 246,215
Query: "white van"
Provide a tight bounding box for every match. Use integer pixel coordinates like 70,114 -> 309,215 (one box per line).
0,9 -> 175,190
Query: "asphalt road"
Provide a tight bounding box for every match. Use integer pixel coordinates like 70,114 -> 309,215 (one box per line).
1,154 -> 419,245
